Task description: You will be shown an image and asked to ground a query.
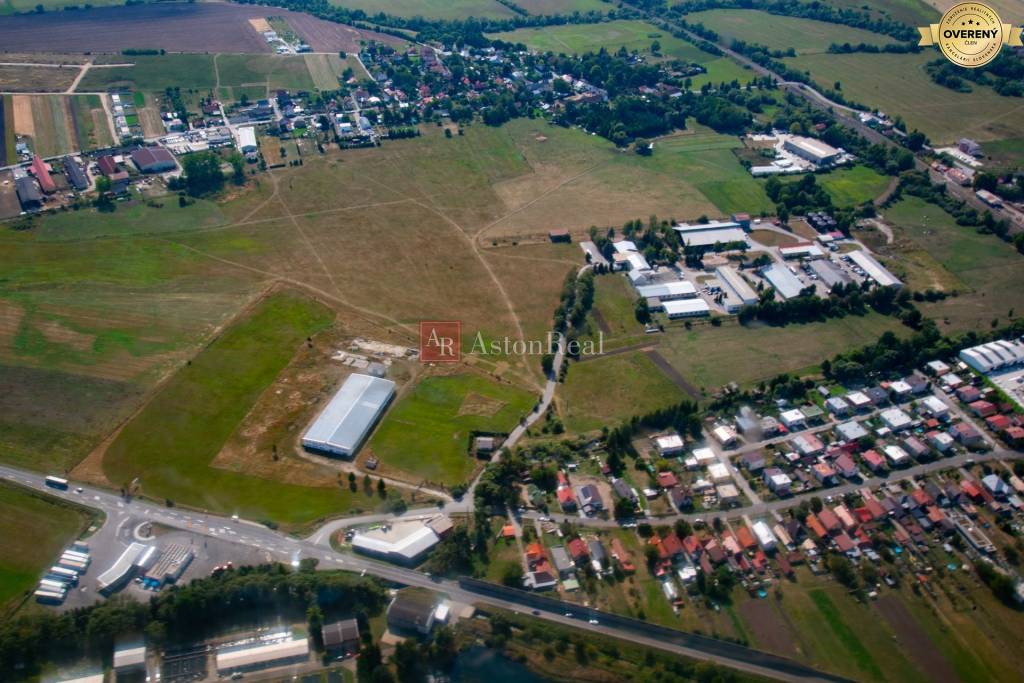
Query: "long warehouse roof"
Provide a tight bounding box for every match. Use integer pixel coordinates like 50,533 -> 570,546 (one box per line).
98,543 -> 147,590
635,281 -> 696,299
847,250 -> 901,288
302,374 -> 395,455
762,265 -> 805,300
216,638 -> 309,670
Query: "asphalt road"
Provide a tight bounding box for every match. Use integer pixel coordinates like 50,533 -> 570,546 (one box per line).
0,464 -> 839,682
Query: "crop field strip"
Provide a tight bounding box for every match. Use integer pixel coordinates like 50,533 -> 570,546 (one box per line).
326,0 -> 517,20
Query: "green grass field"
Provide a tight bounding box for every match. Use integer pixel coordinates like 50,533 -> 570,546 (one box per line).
326,0 -> 515,20
367,373 -> 536,487
77,54 -> 315,101
655,313 -> 905,391
818,165 -> 891,207
880,196 -> 1024,331
785,51 -> 1024,144
560,351 -> 685,433
489,20 -> 711,62
515,0 -> 610,14
982,137 -> 1024,171
686,9 -> 891,55
0,482 -> 91,613
810,0 -> 938,24
99,291 -> 390,527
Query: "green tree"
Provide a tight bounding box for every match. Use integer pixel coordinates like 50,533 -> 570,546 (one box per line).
180,151 -> 225,197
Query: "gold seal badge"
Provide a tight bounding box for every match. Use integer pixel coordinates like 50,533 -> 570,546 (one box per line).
918,2 -> 1022,68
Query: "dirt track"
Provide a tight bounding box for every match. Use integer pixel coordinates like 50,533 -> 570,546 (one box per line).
0,2 -> 405,55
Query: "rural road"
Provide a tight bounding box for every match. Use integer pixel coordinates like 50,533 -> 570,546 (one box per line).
0,464 -> 843,683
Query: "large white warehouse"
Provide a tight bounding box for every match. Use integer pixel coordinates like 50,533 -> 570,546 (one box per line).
302,374 -> 395,457
959,339 -> 1024,373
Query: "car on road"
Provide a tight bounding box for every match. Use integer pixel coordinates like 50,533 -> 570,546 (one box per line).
588,619 -> 599,625
75,487 -> 83,493
531,610 -> 540,616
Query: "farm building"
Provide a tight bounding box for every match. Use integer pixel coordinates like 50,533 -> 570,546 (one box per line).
783,136 -> 841,166
302,374 -> 395,457
635,281 -> 697,301
63,156 -> 89,191
716,267 -> 758,312
350,517 -> 445,565
15,176 -> 43,209
215,637 -> 309,674
30,155 -> 56,193
779,243 -> 825,260
847,250 -> 901,288
761,264 -> 805,300
131,147 -> 176,174
672,221 -> 748,248
663,299 -> 710,318
238,126 -> 258,154
959,339 -> 1024,373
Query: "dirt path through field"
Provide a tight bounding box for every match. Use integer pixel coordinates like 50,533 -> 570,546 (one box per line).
66,61 -> 91,94
645,348 -> 701,399
11,94 -> 33,138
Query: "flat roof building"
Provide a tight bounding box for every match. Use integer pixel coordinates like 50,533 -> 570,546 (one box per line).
673,221 -> 748,248
716,267 -> 758,312
761,265 -> 806,300
635,281 -> 697,300
847,250 -> 901,288
663,299 -> 710,318
302,374 -> 395,458
779,243 -> 825,260
351,518 -> 444,564
216,638 -> 309,674
113,641 -> 146,672
238,126 -> 258,153
783,136 -> 841,166
809,259 -> 850,288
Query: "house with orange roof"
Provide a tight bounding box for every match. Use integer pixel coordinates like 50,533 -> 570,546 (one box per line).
735,525 -> 756,550
805,513 -> 828,539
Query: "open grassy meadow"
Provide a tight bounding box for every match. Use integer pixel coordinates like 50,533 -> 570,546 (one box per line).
77,53 -> 317,101
818,165 -> 891,207
879,196 -> 1024,331
326,0 -> 516,20
489,20 -> 711,62
687,9 -> 890,54
367,373 -> 536,487
485,120 -> 771,239
654,314 -> 905,392
0,64 -> 76,92
982,137 -> 1024,171
785,51 -> 1024,144
0,482 -> 92,614
515,0 -> 610,14
819,0 -> 938,24
560,351 -> 685,433
98,291 -> 383,526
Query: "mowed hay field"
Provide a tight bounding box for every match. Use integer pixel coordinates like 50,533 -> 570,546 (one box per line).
483,120 -> 771,239
686,9 -> 891,54
785,51 -> 1024,144
326,0 -> 516,19
489,20 -> 709,61
98,291 -> 377,527
304,53 -> 346,91
0,482 -> 91,614
367,373 -> 536,487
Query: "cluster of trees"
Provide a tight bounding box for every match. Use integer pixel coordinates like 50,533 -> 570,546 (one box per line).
827,42 -> 919,55
552,269 -> 595,360
764,173 -> 833,221
167,152 -> 227,197
737,280 -> 917,327
0,564 -> 387,680
927,53 -> 1024,97
559,95 -> 688,144
822,318 -> 1024,383
604,399 -> 702,472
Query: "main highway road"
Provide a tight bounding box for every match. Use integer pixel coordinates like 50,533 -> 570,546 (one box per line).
1,463 -> 844,682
